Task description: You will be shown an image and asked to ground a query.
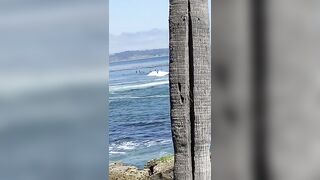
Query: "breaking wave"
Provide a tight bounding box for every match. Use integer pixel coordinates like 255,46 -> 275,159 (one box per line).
109,95 -> 169,101
109,80 -> 168,93
147,70 -> 169,77
109,139 -> 172,155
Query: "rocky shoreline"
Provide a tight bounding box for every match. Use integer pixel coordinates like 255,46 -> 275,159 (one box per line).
109,155 -> 174,180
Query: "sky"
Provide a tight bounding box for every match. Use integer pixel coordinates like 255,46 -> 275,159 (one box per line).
109,0 -> 169,35
109,0 -> 211,53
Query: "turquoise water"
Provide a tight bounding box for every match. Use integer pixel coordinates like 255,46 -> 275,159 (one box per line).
109,56 -> 173,168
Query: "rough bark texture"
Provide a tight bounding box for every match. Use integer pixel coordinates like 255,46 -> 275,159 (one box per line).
169,0 -> 211,179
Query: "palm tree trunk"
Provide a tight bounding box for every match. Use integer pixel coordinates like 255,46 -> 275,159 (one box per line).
169,0 -> 211,179
169,0 -> 193,179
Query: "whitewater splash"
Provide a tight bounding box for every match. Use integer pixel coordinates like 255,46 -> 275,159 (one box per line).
109,95 -> 169,101
109,139 -> 172,155
147,70 -> 169,77
109,80 -> 169,93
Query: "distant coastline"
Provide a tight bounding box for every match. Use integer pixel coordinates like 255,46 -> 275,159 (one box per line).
110,48 -> 169,63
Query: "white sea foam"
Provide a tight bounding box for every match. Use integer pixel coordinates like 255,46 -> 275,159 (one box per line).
109,95 -> 169,100
147,70 -> 169,77
109,151 -> 126,155
144,139 -> 172,147
110,139 -> 172,152
109,80 -> 168,93
111,141 -> 139,151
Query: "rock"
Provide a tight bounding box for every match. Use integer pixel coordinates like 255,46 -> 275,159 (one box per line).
109,155 -> 174,180
109,162 -> 149,180
145,155 -> 174,180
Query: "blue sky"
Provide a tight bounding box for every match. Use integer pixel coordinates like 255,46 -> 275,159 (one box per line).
110,0 -> 211,34
109,0 -> 211,53
110,0 -> 169,35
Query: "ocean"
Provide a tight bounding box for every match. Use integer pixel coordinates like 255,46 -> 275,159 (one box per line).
109,56 -> 173,168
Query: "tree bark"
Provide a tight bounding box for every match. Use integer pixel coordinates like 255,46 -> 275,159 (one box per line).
169,0 -> 211,179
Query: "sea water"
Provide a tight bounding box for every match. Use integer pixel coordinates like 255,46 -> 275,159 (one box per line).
109,56 -> 173,168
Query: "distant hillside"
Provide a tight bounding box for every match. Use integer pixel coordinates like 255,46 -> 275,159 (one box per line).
110,48 -> 169,62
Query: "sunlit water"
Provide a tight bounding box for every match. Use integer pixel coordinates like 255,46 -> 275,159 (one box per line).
109,56 -> 173,168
